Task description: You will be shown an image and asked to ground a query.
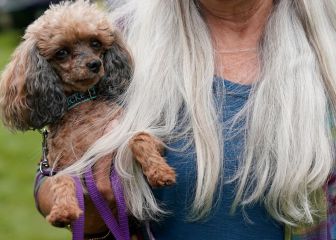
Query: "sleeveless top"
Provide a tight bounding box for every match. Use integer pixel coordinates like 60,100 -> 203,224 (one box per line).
150,76 -> 284,240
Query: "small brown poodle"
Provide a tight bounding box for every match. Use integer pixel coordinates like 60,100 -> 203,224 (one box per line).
0,0 -> 175,231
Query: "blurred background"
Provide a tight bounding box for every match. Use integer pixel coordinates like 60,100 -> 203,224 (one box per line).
0,0 -> 104,239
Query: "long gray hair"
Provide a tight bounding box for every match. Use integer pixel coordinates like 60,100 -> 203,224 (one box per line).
64,0 -> 336,224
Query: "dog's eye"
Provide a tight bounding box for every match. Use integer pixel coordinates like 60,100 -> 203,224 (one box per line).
90,39 -> 102,50
55,49 -> 70,60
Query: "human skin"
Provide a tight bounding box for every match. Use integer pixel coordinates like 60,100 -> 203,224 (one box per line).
36,0 -> 273,235
200,0 -> 273,84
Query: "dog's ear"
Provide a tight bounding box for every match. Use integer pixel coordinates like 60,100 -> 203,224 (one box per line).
0,39 -> 66,131
25,46 -> 67,130
98,34 -> 133,100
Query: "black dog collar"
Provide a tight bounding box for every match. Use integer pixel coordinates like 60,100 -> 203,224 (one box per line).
67,86 -> 98,110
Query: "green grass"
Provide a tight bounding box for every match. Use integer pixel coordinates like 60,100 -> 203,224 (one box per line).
0,30 -> 70,239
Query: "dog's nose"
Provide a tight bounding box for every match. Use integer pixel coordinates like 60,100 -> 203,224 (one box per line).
86,60 -> 102,73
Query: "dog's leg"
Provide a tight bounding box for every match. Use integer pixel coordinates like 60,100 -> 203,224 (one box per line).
46,175 -> 82,227
129,132 -> 176,187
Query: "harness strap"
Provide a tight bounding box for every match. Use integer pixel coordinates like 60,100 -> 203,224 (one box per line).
110,167 -> 130,239
35,165 -> 129,240
84,167 -> 130,240
72,176 -> 85,240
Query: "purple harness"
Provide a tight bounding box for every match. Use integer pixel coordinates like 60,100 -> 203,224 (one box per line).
37,160 -> 130,240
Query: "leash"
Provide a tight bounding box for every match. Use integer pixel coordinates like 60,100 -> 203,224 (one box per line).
38,129 -> 130,240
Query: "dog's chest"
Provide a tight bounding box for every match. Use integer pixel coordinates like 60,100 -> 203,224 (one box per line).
46,100 -> 120,168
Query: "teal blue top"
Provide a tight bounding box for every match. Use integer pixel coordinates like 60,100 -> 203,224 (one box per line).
151,77 -> 283,240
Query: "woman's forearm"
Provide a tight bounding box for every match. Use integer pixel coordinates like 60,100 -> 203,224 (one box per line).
36,177 -> 54,217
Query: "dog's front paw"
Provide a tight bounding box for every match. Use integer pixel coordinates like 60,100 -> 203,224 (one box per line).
145,157 -> 176,187
46,204 -> 83,227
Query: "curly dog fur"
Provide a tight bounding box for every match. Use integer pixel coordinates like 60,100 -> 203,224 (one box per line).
0,0 -> 175,231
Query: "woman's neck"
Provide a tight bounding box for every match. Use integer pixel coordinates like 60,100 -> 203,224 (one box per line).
199,0 -> 273,84
200,0 -> 273,49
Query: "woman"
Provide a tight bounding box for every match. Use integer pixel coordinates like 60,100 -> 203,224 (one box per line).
38,0 -> 336,239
